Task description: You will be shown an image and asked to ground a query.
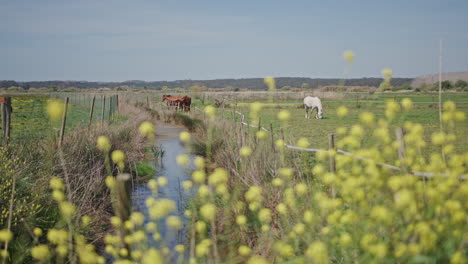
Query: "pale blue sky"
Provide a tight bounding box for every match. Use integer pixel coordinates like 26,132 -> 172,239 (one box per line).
1,0 -> 467,81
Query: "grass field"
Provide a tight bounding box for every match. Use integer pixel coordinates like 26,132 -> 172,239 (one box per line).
207,93 -> 468,152
2,95 -> 124,143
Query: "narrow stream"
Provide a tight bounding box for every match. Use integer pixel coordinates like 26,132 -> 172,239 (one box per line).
132,122 -> 194,257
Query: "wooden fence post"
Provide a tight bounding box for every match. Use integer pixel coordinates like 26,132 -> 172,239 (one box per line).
1,97 -> 12,146
328,134 -> 336,173
328,133 -> 336,198
396,128 -> 407,173
59,97 -> 69,147
108,96 -> 113,122
88,96 -> 95,129
115,173 -> 132,253
101,96 -> 106,125
116,95 -> 119,113
146,97 -> 149,108
270,123 -> 275,152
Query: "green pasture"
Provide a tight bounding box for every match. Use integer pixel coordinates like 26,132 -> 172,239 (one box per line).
208,93 -> 468,152
2,95 -> 123,143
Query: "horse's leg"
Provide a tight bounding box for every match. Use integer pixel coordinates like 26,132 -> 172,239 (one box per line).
304,105 -> 308,119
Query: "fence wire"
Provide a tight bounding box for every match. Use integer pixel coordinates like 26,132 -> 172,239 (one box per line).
192,106 -> 464,179
1,94 -> 119,144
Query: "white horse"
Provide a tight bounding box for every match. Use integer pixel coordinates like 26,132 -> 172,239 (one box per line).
304,96 -> 323,119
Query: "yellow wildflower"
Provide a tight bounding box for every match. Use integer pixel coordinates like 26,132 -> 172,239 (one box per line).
139,121 -> 155,139
200,203 -> 216,221
204,105 -> 215,119
179,131 -> 191,143
176,154 -> 190,167
166,216 -> 182,230
240,146 -> 252,157
46,99 -> 64,120
278,110 -> 291,121
343,50 -> 355,63
0,229 -> 13,242
264,76 -> 276,91
238,245 -> 251,256
96,136 -> 111,152
31,245 -> 50,261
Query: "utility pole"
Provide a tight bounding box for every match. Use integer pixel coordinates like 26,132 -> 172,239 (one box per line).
438,39 -> 443,131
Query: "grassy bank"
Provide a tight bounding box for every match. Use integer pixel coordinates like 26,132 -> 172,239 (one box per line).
0,99 -> 157,262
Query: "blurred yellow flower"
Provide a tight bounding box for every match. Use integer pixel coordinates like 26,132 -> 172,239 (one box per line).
359,112 -> 375,125
401,98 -> 413,111
204,105 -> 216,119
195,221 -> 207,234
278,167 -> 294,179
256,130 -> 268,140
139,121 -> 155,139
49,177 -> 64,190
297,137 -> 310,148
306,241 -> 329,264
142,249 -> 163,264
176,154 -> 190,167
295,183 -> 308,195
194,156 -> 205,169
46,99 -> 64,120
275,139 -> 285,149
200,203 -> 216,221
59,202 -> 76,218
272,178 -> 283,187
31,244 -> 50,261
240,146 -> 252,157
175,244 -> 185,254
0,229 -> 13,242
166,216 -> 182,230
278,110 -> 291,121
443,101 -> 456,111
381,68 -> 393,80
33,227 -> 43,237
148,179 -> 158,191
179,131 -> 191,143
157,177 -> 168,186
264,76 -> 276,91
343,50 -> 355,63
276,203 -> 287,215
81,215 -> 91,226
238,245 -> 251,256
96,136 -> 111,152
258,208 -> 272,223
105,176 -> 116,188
250,102 -> 263,113
336,106 -> 349,117
182,180 -> 193,192
236,215 -> 247,226
111,150 -> 125,169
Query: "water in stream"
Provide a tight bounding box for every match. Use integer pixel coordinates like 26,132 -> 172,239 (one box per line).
132,122 -> 194,257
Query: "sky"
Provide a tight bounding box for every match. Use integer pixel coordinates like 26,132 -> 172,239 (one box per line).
1,0 -> 467,82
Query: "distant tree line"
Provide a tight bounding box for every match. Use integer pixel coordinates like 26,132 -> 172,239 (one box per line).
0,77 -> 415,91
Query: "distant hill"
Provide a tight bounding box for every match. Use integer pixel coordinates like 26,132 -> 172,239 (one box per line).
411,71 -> 468,87
1,77 -> 413,91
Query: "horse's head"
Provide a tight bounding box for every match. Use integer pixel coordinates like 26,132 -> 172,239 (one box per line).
162,95 -> 169,102
317,109 -> 323,119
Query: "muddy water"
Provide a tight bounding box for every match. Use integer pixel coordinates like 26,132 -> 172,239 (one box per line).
132,122 -> 194,254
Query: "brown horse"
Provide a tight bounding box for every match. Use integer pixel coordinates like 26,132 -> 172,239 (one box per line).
162,95 -> 184,110
181,96 -> 191,112
162,95 -> 192,112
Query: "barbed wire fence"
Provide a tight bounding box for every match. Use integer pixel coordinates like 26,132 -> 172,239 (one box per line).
190,106 -> 465,180
0,94 -> 120,146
